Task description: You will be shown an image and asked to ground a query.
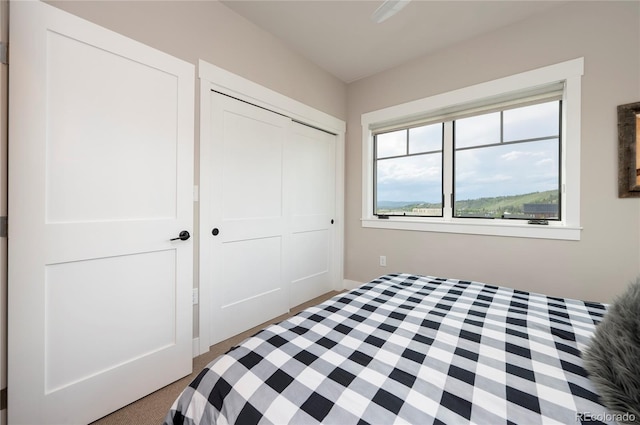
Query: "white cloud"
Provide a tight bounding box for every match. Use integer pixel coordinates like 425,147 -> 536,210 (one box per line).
377,155 -> 441,183
535,158 -> 554,166
476,174 -> 512,183
501,150 -> 546,161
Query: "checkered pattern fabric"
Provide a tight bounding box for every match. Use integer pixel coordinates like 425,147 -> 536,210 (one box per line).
165,273 -> 614,425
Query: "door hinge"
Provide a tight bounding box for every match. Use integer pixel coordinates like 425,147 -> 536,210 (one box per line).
0,216 -> 7,238
0,42 -> 7,65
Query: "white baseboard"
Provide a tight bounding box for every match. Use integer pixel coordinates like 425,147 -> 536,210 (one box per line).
343,279 -> 363,290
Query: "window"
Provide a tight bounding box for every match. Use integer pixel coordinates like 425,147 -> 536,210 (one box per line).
362,58 -> 583,240
375,123 -> 443,217
453,100 -> 561,219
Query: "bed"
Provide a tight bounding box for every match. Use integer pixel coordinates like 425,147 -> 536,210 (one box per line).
165,273 -> 617,425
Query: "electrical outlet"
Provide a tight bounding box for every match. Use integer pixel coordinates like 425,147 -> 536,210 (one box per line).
380,255 -> 387,267
192,288 -> 199,305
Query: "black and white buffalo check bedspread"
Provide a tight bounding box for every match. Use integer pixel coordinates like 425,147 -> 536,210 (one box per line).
165,273 -> 615,425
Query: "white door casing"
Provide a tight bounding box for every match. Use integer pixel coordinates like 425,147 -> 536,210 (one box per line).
0,2 -> 8,424
8,2 -> 194,424
198,61 -> 345,355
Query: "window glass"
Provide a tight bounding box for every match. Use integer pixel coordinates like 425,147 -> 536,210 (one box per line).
454,139 -> 560,218
455,112 -> 500,149
376,130 -> 406,158
409,123 -> 442,154
504,102 -> 560,142
376,153 -> 442,216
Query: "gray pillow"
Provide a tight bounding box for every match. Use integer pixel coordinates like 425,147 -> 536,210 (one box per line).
582,278 -> 640,423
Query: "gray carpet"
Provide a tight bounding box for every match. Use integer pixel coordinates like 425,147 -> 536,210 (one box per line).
91,290 -> 341,425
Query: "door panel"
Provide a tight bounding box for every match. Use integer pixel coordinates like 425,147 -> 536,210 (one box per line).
8,2 -> 194,424
221,110 -> 284,220
44,250 -> 177,393
45,30 -> 178,223
206,93 -> 290,345
220,237 -> 282,307
288,122 -> 336,307
292,230 -> 329,279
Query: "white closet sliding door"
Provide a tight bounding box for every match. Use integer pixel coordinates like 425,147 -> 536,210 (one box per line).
288,122 -> 336,307
204,93 -> 291,344
201,91 -> 338,346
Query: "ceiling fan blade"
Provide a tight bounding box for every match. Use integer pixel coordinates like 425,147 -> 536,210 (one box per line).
371,0 -> 411,24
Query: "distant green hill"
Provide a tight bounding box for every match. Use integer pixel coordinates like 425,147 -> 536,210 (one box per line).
378,190 -> 559,217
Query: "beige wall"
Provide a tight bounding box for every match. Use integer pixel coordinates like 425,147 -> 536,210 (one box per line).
345,1 -> 640,303
47,0 -> 347,120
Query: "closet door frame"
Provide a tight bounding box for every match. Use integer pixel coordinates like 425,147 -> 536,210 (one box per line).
197,61 -> 345,355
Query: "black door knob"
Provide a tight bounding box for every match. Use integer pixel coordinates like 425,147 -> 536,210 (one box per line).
212,228 -> 220,236
170,230 -> 191,241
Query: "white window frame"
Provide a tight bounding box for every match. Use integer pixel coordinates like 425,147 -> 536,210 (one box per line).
361,58 -> 584,240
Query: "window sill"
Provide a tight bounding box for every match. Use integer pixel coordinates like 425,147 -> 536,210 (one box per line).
361,217 -> 581,241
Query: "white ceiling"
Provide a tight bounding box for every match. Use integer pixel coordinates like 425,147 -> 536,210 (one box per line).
221,0 -> 568,83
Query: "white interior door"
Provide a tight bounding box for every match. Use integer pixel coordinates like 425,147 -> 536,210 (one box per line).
288,122 -> 336,307
204,92 -> 290,345
8,2 -> 194,424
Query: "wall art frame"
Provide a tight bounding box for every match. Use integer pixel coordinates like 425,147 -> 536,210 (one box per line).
618,101 -> 640,197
